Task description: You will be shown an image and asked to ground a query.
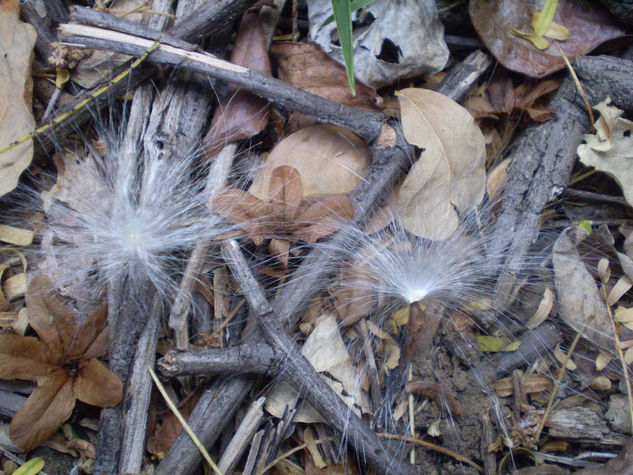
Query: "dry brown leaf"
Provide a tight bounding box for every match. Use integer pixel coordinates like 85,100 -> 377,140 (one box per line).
395,88 -> 486,240
469,0 -> 626,78
552,228 -> 614,354
578,99 -> 633,207
216,166 -> 353,267
9,371 -> 75,451
0,275 -> 122,450
271,42 -> 380,112
293,195 -> 354,243
0,0 -> 37,196
204,12 -> 271,156
464,73 -> 558,122
248,124 -> 370,200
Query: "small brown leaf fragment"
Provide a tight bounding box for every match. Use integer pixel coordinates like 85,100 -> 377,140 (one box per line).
493,374 -> 553,397
10,371 -> 75,451
403,300 -> 443,363
406,380 -> 462,417
464,72 -> 558,123
552,227 -> 615,354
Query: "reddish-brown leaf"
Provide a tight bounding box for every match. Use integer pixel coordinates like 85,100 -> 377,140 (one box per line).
271,42 -> 380,112
293,195 -> 354,243
73,358 -> 122,407
470,0 -> 626,78
268,166 -> 302,224
465,73 -> 558,123
203,12 -> 270,157
0,334 -> 58,380
9,370 -> 75,451
70,304 -> 108,359
25,275 -> 74,362
213,188 -> 270,245
268,237 -> 290,269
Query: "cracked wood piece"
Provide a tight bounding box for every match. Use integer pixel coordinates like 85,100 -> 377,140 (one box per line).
217,397 -> 266,473
491,54 -> 633,312
158,343 -> 278,377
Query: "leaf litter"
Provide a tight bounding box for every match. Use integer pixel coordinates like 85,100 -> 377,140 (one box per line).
1,1 -> 633,474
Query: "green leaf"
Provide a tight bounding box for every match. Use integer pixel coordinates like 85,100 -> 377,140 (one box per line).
477,335 -> 520,352
510,28 -> 550,50
532,0 -> 558,37
13,457 -> 45,475
321,0 -> 377,28
579,220 -> 593,234
331,0 -> 356,95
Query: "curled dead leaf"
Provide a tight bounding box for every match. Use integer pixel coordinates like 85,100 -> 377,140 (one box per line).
395,88 -> 486,240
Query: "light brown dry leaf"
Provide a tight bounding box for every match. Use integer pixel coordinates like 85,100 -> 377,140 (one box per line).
395,88 -> 486,240
248,124 -> 370,200
0,225 -> 33,245
493,373 -> 553,397
552,227 -> 615,355
553,344 -> 577,371
577,99 -> 633,207
0,0 -> 36,197
0,275 -> 122,450
265,314 -> 370,423
526,287 -> 554,329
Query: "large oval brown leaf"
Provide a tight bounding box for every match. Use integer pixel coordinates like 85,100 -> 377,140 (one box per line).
470,0 -> 626,78
10,370 -> 75,450
248,124 -> 370,200
395,88 -> 486,240
0,0 -> 37,196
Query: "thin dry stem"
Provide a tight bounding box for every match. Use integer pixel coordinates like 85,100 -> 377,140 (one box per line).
148,365 -> 223,475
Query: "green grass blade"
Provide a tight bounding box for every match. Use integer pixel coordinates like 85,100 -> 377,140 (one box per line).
533,0 -> 558,37
331,0 -> 356,95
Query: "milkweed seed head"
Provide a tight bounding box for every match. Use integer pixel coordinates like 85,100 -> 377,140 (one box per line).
34,128 -> 234,305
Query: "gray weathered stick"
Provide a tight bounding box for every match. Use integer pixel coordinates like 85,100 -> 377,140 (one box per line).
159,343 -> 278,377
119,297 -> 161,473
491,55 -> 633,311
217,397 -> 267,474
